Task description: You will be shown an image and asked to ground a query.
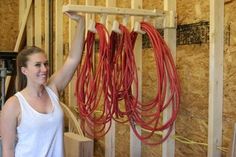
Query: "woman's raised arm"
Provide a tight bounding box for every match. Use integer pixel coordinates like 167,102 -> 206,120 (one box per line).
48,12 -> 85,95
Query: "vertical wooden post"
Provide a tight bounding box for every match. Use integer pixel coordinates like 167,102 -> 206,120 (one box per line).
67,0 -> 79,134
34,0 -> 42,47
131,1 -> 142,157
44,0 -> 50,57
27,0 -> 33,46
85,0 -> 95,70
26,1 -> 34,46
55,0 -> 64,71
162,1 -> 176,157
86,0 -> 95,30
105,1 -> 116,157
84,0 -> 95,148
208,0 -> 224,157
68,0 -> 77,121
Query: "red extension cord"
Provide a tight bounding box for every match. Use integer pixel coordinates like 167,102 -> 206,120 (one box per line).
75,21 -> 180,145
128,21 -> 180,145
75,23 -> 113,138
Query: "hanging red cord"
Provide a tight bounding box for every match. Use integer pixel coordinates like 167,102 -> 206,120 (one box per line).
109,24 -> 139,124
75,21 -> 180,145
127,21 -> 181,145
75,22 -> 113,138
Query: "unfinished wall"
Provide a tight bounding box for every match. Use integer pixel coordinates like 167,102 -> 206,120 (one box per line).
175,0 -> 209,157
176,0 -> 236,157
3,0 -> 236,157
93,0 -> 236,157
223,0 -> 236,155
88,0 -> 210,156
0,0 -> 19,50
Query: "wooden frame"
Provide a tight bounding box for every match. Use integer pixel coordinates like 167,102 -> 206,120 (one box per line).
162,1 -> 176,157
55,0 -> 64,71
62,2 -> 176,157
44,0 -> 50,57
208,0 -> 224,157
105,1 -> 116,157
130,1 -> 142,157
68,0 -> 77,131
34,0 -> 42,47
63,5 -> 165,17
27,0 -> 33,46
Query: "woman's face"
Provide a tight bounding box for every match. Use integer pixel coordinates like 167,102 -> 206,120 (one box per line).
21,52 -> 49,85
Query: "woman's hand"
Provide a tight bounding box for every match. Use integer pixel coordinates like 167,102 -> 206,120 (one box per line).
64,11 -> 84,22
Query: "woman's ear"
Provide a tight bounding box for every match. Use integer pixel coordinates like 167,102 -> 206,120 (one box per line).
21,67 -> 27,75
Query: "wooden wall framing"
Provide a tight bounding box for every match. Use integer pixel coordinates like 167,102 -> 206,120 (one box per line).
104,1 -> 116,157
18,0 -> 225,157
162,0 -> 176,157
208,0 -> 224,157
62,1 -> 176,157
130,1 -> 142,157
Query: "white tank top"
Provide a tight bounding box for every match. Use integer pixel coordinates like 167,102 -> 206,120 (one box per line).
15,86 -> 64,157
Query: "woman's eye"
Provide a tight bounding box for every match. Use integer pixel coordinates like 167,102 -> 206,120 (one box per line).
35,63 -> 41,67
44,62 -> 49,67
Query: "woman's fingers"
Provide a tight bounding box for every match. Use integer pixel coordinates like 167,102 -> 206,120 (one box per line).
64,11 -> 84,22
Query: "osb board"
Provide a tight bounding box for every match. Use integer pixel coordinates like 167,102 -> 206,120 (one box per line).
135,45 -> 208,157
0,0 -> 19,50
175,44 -> 209,157
223,45 -> 236,155
143,0 -> 163,10
224,5 -> 236,152
176,1 -> 236,157
225,0 -> 236,45
115,123 -> 130,157
94,137 -> 105,157
177,0 -> 209,24
95,0 -> 105,6
175,44 -> 236,157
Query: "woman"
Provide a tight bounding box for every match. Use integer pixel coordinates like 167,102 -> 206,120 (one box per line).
1,12 -> 85,157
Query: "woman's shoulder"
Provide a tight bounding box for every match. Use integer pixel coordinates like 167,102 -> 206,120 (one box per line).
2,95 -> 20,116
4,95 -> 19,106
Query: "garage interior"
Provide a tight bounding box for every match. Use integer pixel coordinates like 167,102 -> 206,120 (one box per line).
0,0 -> 235,157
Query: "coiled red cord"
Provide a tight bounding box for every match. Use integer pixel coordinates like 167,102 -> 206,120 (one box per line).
109,24 -> 139,123
75,21 -> 180,145
75,23 -> 113,138
128,21 -> 180,145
